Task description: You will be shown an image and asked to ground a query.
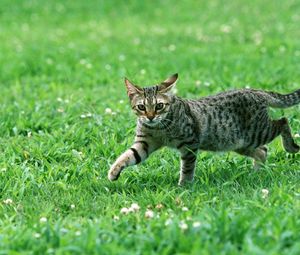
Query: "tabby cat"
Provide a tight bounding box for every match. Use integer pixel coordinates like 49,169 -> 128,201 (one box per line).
108,74 -> 300,185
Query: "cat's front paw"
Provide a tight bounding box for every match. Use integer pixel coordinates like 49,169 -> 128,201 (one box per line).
108,171 -> 119,181
178,174 -> 194,186
108,164 -> 123,181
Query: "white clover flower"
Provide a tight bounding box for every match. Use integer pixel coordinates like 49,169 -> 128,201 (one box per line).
195,80 -> 201,86
119,100 -> 124,104
193,221 -> 201,228
127,207 -> 135,213
166,209 -> 175,218
72,150 -> 83,160
168,44 -> 176,51
165,218 -> 173,226
155,203 -> 164,210
46,58 -> 53,65
70,204 -> 75,209
105,64 -> 111,70
182,207 -> 189,212
145,209 -> 154,219
133,37 -> 141,45
113,215 -> 120,221
294,133 -> 300,138
119,54 -> 126,61
57,108 -> 64,113
179,221 -> 188,230
60,228 -> 69,234
68,42 -> 75,48
120,207 -> 129,214
80,113 -> 92,119
130,203 -> 140,212
47,248 -> 55,254
220,24 -> 232,33
75,231 -> 81,236
40,217 -> 47,223
279,46 -> 286,53
86,63 -> 93,69
3,199 -> 13,205
105,108 -> 112,114
79,59 -> 87,65
261,189 -> 269,199
252,32 -> 262,45
34,233 -> 41,238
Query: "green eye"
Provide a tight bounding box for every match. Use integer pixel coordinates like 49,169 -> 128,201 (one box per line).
137,104 -> 146,111
155,103 -> 164,111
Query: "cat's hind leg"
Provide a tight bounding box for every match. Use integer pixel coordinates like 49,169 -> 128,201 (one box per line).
235,146 -> 267,169
235,117 -> 299,167
277,118 -> 300,153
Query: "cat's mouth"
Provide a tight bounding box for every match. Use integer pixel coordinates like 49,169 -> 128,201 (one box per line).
145,120 -> 159,126
141,118 -> 160,127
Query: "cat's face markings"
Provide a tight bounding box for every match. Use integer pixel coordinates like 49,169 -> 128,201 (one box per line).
124,74 -> 178,126
133,89 -> 170,126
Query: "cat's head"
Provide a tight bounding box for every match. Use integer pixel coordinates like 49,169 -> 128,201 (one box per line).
125,73 -> 178,126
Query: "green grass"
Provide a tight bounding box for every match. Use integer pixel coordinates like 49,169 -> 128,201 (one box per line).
0,0 -> 300,254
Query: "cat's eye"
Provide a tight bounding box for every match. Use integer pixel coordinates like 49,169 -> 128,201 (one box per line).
155,103 -> 164,111
137,104 -> 146,111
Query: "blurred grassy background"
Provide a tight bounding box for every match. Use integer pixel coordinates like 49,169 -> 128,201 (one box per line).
1,0 -> 300,86
0,0 -> 299,254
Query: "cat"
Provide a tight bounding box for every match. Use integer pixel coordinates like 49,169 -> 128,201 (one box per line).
108,73 -> 300,185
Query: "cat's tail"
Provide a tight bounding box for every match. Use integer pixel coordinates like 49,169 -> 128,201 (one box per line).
265,89 -> 300,108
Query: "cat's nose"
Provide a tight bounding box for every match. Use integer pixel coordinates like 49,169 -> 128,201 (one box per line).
147,115 -> 155,121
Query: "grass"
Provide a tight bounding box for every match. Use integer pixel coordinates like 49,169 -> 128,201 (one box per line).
0,0 -> 300,254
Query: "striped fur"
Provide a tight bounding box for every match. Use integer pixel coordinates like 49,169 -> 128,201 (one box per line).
108,74 -> 300,185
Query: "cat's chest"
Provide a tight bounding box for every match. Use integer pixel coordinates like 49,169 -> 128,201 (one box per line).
164,138 -> 185,148
152,132 -> 197,148
138,119 -> 196,146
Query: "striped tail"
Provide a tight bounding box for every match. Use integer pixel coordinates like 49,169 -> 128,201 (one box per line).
265,89 -> 300,108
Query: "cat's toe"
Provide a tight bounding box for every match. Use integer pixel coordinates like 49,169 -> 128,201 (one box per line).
253,161 -> 263,170
108,171 -> 120,181
178,177 -> 194,186
286,143 -> 300,154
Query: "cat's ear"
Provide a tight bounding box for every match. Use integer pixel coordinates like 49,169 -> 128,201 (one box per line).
125,78 -> 143,99
158,73 -> 178,93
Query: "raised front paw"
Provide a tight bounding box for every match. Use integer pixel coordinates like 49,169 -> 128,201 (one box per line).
108,164 -> 123,181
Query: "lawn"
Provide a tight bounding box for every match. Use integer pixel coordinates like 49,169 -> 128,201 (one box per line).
0,0 -> 300,254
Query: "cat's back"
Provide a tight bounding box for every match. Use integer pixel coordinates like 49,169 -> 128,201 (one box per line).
198,88 -> 263,105
184,89 -> 267,151
185,89 -> 265,114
